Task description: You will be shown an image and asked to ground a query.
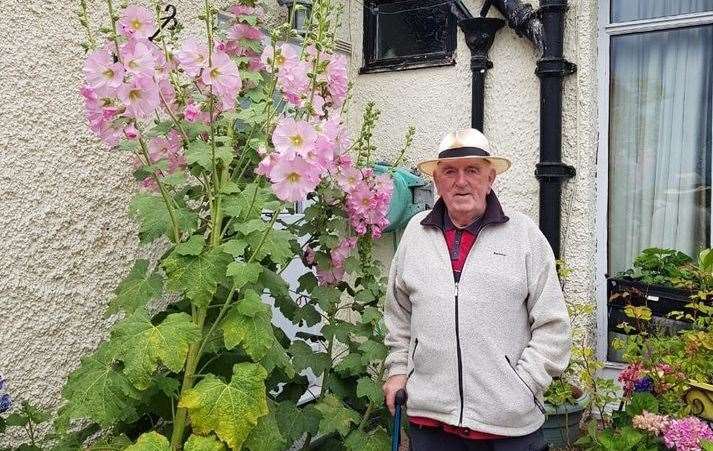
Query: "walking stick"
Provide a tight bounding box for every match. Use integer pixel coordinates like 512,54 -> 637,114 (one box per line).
391,389 -> 407,451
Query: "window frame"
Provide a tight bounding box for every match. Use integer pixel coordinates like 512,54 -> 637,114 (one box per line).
595,3 -> 713,363
360,0 -> 458,74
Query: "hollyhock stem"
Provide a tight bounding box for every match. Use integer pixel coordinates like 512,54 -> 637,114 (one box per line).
158,93 -> 189,142
78,0 -> 96,50
105,0 -> 123,63
138,137 -> 182,242
171,307 -> 207,450
357,363 -> 386,432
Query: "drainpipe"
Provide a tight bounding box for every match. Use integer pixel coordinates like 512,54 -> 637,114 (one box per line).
457,16 -> 505,131
487,0 -> 576,257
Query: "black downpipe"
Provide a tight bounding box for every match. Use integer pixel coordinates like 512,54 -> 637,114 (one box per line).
533,0 -> 576,258
458,17 -> 505,131
485,0 -> 576,258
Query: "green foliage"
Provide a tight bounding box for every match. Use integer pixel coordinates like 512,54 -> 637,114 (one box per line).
105,259 -> 163,317
111,310 -> 201,390
125,432 -> 171,451
179,364 -> 268,450
47,1 -> 406,449
618,248 -> 694,286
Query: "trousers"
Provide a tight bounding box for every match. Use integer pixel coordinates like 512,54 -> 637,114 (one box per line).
409,425 -> 548,451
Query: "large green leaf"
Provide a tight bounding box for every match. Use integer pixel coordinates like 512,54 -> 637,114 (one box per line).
226,261 -> 263,290
186,140 -> 234,171
162,248 -> 232,308
245,228 -> 294,266
359,340 -> 388,365
129,194 -> 198,243
125,432 -> 170,451
184,434 -> 226,451
314,394 -> 360,437
310,287 -> 342,311
180,364 -> 268,450
221,291 -> 275,360
244,402 -> 287,451
274,402 -> 309,445
222,183 -> 280,221
175,235 -> 206,256
112,310 -> 201,390
259,337 -> 295,378
356,377 -> 384,405
61,342 -> 142,427
289,340 -> 330,376
344,428 -> 390,451
105,260 -> 163,317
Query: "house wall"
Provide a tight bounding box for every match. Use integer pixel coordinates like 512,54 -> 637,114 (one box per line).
351,0 -> 601,335
0,0 -> 600,425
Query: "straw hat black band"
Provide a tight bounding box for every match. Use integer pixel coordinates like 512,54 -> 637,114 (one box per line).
437,146 -> 491,159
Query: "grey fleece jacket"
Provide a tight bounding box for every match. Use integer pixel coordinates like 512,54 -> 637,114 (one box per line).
384,200 -> 571,436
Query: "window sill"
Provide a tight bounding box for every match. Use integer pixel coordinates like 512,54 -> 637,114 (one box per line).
359,57 -> 456,74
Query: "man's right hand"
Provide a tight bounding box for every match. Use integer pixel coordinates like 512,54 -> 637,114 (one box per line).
383,374 -> 408,415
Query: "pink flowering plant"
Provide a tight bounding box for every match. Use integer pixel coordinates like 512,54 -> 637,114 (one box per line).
50,1 -> 415,449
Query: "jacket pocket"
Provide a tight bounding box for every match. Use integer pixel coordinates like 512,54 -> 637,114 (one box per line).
407,338 -> 419,380
505,355 -> 546,414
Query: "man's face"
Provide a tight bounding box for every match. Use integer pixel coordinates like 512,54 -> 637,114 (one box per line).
433,159 -> 496,221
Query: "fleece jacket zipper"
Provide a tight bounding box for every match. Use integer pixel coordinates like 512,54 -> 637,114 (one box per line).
505,355 -> 546,414
454,280 -> 465,425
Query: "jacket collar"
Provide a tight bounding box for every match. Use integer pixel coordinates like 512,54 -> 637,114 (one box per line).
420,191 -> 509,233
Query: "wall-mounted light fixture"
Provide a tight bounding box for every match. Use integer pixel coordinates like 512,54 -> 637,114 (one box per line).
276,0 -> 313,34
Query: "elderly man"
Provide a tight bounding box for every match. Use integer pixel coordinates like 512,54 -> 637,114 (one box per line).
382,128 -> 571,451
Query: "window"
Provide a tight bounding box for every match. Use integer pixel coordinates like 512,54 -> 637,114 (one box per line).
361,0 -> 459,73
597,0 -> 713,361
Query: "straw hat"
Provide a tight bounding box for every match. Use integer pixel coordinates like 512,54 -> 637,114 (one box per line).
416,128 -> 511,177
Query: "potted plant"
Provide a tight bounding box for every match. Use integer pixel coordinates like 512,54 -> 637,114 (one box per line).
541,261 -> 593,448
607,248 -> 712,363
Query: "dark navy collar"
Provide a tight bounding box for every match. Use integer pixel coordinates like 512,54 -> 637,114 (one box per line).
420,191 -> 509,234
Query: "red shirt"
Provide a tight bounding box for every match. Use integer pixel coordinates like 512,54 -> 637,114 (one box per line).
408,213 -> 504,440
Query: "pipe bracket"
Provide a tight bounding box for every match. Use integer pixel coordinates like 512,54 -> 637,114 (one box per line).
535,161 -> 576,180
535,57 -> 577,77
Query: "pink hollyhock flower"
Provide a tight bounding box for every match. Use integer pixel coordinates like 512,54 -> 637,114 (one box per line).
228,23 -> 263,41
331,237 -> 357,267
326,53 -> 348,106
278,60 -> 310,105
335,166 -> 363,192
84,48 -> 125,97
121,40 -> 156,77
216,40 -> 241,57
123,123 -> 139,140
261,43 -> 298,72
158,78 -> 176,108
268,154 -> 321,202
663,417 -> 713,451
117,75 -> 160,119
184,102 -> 201,122
309,136 -> 335,171
140,176 -> 159,191
374,173 -> 394,198
303,246 -> 316,266
316,265 -> 345,286
256,152 -> 278,177
347,183 -> 377,216
201,50 -> 242,110
228,4 -> 255,17
321,116 -> 351,154
118,6 -> 155,40
272,118 -> 317,157
148,134 -> 185,173
248,56 -> 264,72
335,153 -> 353,173
176,38 -> 209,77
